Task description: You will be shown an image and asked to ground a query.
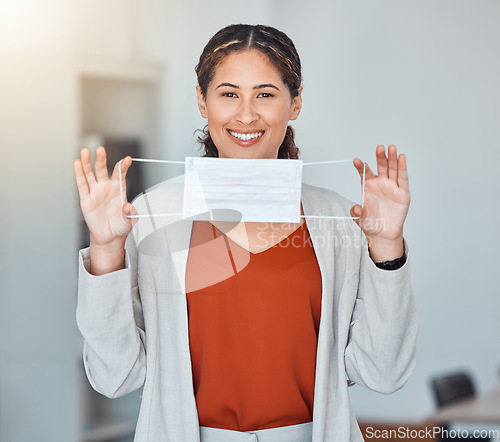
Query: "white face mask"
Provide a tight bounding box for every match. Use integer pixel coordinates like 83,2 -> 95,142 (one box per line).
183,157 -> 303,223
119,157 -> 365,222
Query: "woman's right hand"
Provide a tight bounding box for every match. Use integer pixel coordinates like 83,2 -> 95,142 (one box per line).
74,146 -> 135,274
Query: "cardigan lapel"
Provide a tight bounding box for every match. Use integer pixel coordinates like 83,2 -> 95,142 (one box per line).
301,183 -> 336,441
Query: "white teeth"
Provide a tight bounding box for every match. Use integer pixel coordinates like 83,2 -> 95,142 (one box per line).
229,131 -> 264,141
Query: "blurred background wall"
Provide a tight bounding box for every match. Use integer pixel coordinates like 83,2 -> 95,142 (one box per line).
1,0 -> 499,441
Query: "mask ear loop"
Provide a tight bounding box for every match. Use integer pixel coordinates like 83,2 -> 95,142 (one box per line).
119,158 -> 185,219
361,161 -> 366,210
300,159 -> 365,220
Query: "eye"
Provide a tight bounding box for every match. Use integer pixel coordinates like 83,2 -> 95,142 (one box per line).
257,92 -> 273,98
222,92 -> 237,98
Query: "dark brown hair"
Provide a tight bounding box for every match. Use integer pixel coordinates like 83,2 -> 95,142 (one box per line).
195,24 -> 302,159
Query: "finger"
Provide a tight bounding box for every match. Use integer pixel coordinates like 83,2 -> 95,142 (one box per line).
111,156 -> 133,182
350,204 -> 363,217
397,153 -> 410,191
94,146 -> 109,181
123,202 -> 139,227
80,148 -> 97,188
353,158 -> 376,181
350,205 -> 362,226
388,145 -> 398,181
73,159 -> 89,199
112,156 -> 133,204
376,145 -> 388,177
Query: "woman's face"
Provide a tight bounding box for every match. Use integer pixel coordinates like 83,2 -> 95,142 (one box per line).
196,49 -> 302,159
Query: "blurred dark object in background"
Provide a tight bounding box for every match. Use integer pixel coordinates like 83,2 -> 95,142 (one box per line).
104,137 -> 145,203
430,372 -> 490,441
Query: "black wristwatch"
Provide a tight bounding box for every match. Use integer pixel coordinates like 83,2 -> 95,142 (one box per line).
374,249 -> 407,271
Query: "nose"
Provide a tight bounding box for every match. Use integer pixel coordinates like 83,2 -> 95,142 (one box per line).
235,98 -> 258,125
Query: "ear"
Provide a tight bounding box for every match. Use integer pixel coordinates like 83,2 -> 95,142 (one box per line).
196,85 -> 208,118
288,86 -> 303,121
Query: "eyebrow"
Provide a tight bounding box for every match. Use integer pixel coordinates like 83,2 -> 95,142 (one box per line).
215,82 -> 281,91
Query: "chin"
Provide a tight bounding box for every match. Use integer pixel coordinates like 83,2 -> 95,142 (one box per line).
218,147 -> 260,159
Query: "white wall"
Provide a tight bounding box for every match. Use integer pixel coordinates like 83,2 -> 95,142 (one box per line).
0,1 -> 159,440
0,1 -> 79,439
0,55 -> 79,442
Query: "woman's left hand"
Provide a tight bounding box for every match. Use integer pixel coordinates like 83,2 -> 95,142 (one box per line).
350,145 -> 410,262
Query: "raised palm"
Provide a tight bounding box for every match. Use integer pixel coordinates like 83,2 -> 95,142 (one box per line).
350,145 -> 410,247
74,146 -> 135,246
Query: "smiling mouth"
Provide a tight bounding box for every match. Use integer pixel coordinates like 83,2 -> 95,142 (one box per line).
228,130 -> 264,141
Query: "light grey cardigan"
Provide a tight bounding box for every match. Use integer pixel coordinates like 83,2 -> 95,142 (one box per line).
76,182 -> 418,441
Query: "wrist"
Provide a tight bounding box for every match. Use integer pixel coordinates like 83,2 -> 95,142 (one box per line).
367,236 -> 404,263
374,247 -> 406,270
89,239 -> 126,276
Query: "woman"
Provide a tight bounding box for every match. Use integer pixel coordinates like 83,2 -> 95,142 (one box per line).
74,24 -> 418,442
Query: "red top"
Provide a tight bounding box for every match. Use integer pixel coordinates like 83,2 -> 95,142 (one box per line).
185,221 -> 322,431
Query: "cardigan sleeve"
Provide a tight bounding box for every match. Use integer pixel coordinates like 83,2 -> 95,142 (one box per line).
76,234 -> 146,398
344,239 -> 418,394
